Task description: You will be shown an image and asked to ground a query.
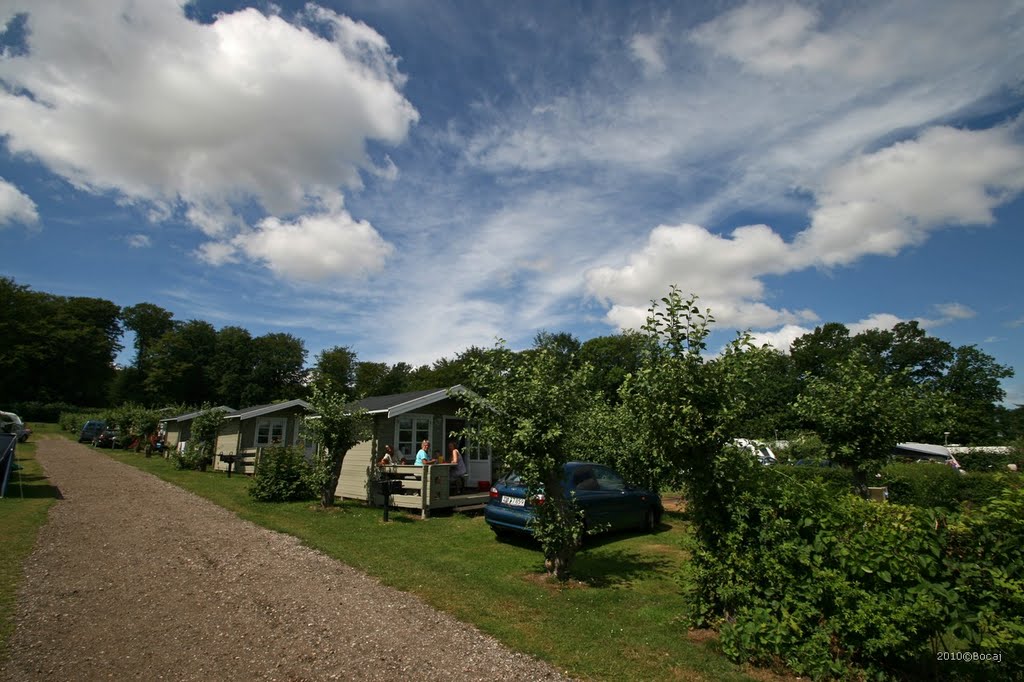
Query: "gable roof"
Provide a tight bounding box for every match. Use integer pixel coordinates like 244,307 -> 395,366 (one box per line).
228,399 -> 313,421
162,405 -> 236,423
162,399 -> 313,424
353,385 -> 474,419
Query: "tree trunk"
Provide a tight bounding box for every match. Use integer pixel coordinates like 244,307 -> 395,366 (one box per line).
320,452 -> 347,507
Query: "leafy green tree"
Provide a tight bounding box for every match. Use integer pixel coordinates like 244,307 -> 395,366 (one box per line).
121,302 -> 176,395
244,332 -> 307,405
715,338 -> 800,439
314,346 -> 357,400
174,405 -> 224,470
210,326 -> 253,407
579,331 -> 650,403
938,344 -> 1013,443
790,322 -> 853,380
302,381 -> 372,507
354,361 -> 413,397
459,340 -> 596,580
618,288 -> 732,495
145,320 -> 217,404
794,349 -> 936,477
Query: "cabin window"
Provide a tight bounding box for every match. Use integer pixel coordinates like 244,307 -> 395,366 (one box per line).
255,418 -> 287,447
395,415 -> 431,462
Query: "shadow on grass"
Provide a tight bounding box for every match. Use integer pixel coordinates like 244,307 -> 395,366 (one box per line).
573,547 -> 676,587
2,470 -> 63,500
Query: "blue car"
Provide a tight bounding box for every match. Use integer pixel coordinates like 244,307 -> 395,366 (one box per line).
484,461 -> 663,539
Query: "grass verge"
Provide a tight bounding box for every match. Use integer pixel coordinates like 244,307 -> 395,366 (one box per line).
0,428 -> 60,666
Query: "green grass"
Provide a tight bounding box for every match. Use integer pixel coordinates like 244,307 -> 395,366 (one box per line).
60,427 -> 757,681
0,425 -> 60,666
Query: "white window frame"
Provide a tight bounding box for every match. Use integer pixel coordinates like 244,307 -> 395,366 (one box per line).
254,417 -> 288,447
394,414 -> 432,462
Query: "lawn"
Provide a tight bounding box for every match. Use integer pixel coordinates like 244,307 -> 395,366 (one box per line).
0,426 -> 60,667
36,429 -> 763,681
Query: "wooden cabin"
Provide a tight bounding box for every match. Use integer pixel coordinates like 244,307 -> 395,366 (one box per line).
335,386 -> 493,517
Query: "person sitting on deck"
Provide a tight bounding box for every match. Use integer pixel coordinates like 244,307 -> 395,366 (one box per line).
378,444 -> 397,467
448,440 -> 468,494
414,439 -> 435,465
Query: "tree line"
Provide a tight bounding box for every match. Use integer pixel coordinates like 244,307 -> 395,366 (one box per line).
1,276 -> 1019,443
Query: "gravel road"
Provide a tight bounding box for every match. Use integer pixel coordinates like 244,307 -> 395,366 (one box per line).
2,438 -> 571,681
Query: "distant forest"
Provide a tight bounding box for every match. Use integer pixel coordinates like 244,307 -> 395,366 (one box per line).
1,276 -> 1020,443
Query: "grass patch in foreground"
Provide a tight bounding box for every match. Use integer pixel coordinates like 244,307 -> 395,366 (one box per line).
0,434 -> 60,666
99,445 -> 756,682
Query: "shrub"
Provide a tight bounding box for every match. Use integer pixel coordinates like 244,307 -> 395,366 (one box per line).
687,451 -> 1022,679
776,432 -> 828,463
173,441 -> 211,471
782,462 -> 856,495
59,410 -> 105,433
250,445 -> 312,502
881,462 -> 962,509
956,448 -> 1019,472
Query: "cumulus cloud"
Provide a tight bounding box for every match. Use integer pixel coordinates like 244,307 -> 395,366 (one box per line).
0,0 -> 417,273
586,122 -> 1024,334
223,207 -> 394,282
796,125 -> 1024,267
0,178 -> 38,227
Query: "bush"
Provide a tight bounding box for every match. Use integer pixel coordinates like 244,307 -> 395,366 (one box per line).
956,448 -> 1020,472
776,432 -> 828,463
59,410 -> 105,434
686,449 -> 1023,679
9,401 -> 79,422
881,462 -> 962,509
173,441 -> 211,471
781,462 -> 856,495
880,463 -> 1019,510
249,446 -> 313,502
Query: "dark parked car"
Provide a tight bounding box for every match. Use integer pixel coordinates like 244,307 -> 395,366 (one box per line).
485,461 -> 662,539
79,420 -> 106,443
94,429 -> 120,448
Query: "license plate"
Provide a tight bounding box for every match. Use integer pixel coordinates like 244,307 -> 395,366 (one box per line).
501,495 -> 526,507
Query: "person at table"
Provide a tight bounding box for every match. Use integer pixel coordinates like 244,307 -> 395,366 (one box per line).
448,440 -> 468,494
378,444 -> 397,467
415,439 -> 435,465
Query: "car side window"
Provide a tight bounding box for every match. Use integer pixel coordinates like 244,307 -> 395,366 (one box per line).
594,466 -> 626,492
571,466 -> 600,491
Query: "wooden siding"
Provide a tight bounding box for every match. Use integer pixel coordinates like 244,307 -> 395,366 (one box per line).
335,439 -> 375,501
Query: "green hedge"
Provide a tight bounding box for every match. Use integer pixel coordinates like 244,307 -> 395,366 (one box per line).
687,450 -> 1024,679
881,463 -> 1020,510
249,445 -> 313,502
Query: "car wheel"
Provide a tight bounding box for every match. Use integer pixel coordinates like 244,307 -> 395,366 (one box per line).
643,508 -> 656,533
492,527 -> 512,541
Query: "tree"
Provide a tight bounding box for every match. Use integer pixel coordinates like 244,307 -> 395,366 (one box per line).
211,326 -> 253,407
244,333 -> 307,405
145,320 -> 217,404
938,345 -> 1013,443
314,346 -> 357,400
794,349 -> 936,477
121,303 -> 176,371
459,339 -> 596,580
579,331 -> 650,403
619,288 -> 733,495
715,338 -> 800,439
790,322 -> 853,380
354,361 -> 413,397
302,381 -> 372,507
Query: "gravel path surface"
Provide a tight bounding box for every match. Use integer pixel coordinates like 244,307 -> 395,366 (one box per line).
2,438 -> 571,681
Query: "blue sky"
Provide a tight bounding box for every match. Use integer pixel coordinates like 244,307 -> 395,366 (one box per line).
2,1 -> 1023,404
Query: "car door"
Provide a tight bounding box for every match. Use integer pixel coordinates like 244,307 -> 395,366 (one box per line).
592,465 -> 645,530
568,464 -> 616,529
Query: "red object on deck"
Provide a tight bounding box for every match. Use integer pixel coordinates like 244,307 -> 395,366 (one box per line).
478,480 -> 490,492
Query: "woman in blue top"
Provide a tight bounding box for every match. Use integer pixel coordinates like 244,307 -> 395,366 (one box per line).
414,439 -> 435,465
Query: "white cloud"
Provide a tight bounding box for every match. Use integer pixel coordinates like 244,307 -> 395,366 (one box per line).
228,207 -> 394,282
586,122 -> 1024,334
796,124 -> 1024,267
126,234 -> 151,248
933,303 -> 976,321
0,0 -> 417,266
0,177 -> 38,227
629,33 -> 665,75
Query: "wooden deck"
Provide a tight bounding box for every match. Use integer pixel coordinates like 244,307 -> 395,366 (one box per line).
371,464 -> 491,518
